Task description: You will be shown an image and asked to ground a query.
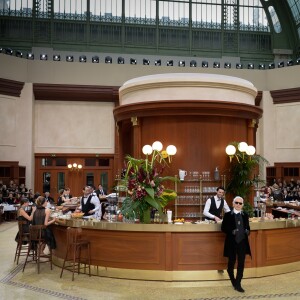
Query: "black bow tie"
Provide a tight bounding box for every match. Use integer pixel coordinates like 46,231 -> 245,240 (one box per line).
217,198 -> 222,201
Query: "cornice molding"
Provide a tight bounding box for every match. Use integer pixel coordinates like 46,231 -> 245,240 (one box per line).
0,78 -> 25,97
255,91 -> 263,106
113,100 -> 263,122
33,83 -> 120,102
270,87 -> 300,104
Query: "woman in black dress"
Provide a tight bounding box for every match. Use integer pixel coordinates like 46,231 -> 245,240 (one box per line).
15,198 -> 36,243
32,196 -> 57,249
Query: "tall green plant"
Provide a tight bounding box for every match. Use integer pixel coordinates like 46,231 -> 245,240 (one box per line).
226,142 -> 268,201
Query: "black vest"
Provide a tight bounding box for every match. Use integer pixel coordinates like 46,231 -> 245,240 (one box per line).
81,195 -> 95,216
207,197 -> 224,220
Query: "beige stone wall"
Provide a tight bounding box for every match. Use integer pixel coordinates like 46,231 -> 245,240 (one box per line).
34,100 -> 115,154
1,54 -> 300,187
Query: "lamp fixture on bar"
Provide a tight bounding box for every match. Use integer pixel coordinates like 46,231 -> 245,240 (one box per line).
225,142 -> 256,163
287,60 -> 293,66
258,63 -> 265,70
247,63 -> 254,69
68,163 -> 82,171
236,63 -> 243,69
142,141 -> 177,163
296,58 -> 300,65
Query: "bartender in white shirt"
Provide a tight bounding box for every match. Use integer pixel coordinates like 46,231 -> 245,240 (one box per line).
203,186 -> 230,222
76,186 -> 101,218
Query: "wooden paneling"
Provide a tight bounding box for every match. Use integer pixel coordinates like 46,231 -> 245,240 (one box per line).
52,224 -> 300,273
33,83 -> 119,102
0,161 -> 25,186
171,232 -> 227,270
270,87 -> 300,104
114,100 -> 263,122
264,228 -> 300,265
0,78 -> 24,97
34,154 -> 114,198
140,115 -> 248,178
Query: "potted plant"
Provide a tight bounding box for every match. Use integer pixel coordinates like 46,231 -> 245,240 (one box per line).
120,142 -> 179,223
225,141 -> 268,216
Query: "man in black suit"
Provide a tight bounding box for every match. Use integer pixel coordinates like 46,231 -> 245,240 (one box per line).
95,184 -> 107,198
44,191 -> 55,205
221,196 -> 251,293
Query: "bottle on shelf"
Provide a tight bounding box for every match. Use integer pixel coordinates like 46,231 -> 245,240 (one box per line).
214,167 -> 220,181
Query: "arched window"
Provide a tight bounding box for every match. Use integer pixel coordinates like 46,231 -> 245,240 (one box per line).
268,6 -> 282,33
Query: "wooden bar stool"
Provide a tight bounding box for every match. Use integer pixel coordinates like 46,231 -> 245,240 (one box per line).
60,227 -> 91,281
22,224 -> 53,274
14,220 -> 30,264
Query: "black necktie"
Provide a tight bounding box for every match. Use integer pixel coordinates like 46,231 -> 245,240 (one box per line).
235,213 -> 244,243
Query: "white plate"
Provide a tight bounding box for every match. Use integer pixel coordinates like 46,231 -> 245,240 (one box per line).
174,222 -> 183,224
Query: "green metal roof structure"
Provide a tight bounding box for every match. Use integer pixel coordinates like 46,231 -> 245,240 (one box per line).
0,0 -> 299,65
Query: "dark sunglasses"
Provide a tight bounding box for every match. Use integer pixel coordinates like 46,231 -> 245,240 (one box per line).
234,201 -> 243,205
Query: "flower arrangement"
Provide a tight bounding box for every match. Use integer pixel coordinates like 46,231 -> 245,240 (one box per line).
120,141 -> 178,223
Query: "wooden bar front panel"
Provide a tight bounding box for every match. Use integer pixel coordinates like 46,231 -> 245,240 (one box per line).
53,224 -> 300,273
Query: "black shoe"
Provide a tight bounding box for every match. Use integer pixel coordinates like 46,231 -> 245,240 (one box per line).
235,285 -> 245,293
229,278 -> 236,288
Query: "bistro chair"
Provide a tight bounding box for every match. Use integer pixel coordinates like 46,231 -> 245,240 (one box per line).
7,205 -> 18,221
14,220 -> 30,264
60,227 -> 91,281
0,205 -> 4,223
22,224 -> 53,274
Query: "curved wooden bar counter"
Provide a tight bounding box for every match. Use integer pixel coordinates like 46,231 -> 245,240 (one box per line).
52,219 -> 300,281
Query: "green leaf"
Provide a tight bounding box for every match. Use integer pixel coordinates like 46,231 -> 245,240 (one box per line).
145,187 -> 155,199
144,195 -> 160,211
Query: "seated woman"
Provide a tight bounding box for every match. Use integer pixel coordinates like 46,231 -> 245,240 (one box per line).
32,196 -> 57,250
15,198 -> 36,244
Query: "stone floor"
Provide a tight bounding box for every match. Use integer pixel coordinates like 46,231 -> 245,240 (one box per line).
1,221 -> 300,300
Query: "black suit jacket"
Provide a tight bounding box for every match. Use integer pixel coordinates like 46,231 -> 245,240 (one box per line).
96,189 -> 107,197
221,210 -> 251,259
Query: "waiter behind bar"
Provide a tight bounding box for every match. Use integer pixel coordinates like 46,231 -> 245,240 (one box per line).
203,186 -> 230,221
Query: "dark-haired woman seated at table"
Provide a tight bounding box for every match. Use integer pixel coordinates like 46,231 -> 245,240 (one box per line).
15,198 -> 36,244
32,196 -> 57,250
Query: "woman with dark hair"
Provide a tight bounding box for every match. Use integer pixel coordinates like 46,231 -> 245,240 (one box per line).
15,198 -> 36,243
32,196 -> 57,250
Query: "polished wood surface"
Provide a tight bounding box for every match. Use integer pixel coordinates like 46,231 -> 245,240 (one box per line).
52,219 -> 300,280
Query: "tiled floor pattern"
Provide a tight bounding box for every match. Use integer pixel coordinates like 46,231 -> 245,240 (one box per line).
1,222 -> 300,300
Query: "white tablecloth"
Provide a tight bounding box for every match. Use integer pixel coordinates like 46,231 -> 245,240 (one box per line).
2,205 -> 17,212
